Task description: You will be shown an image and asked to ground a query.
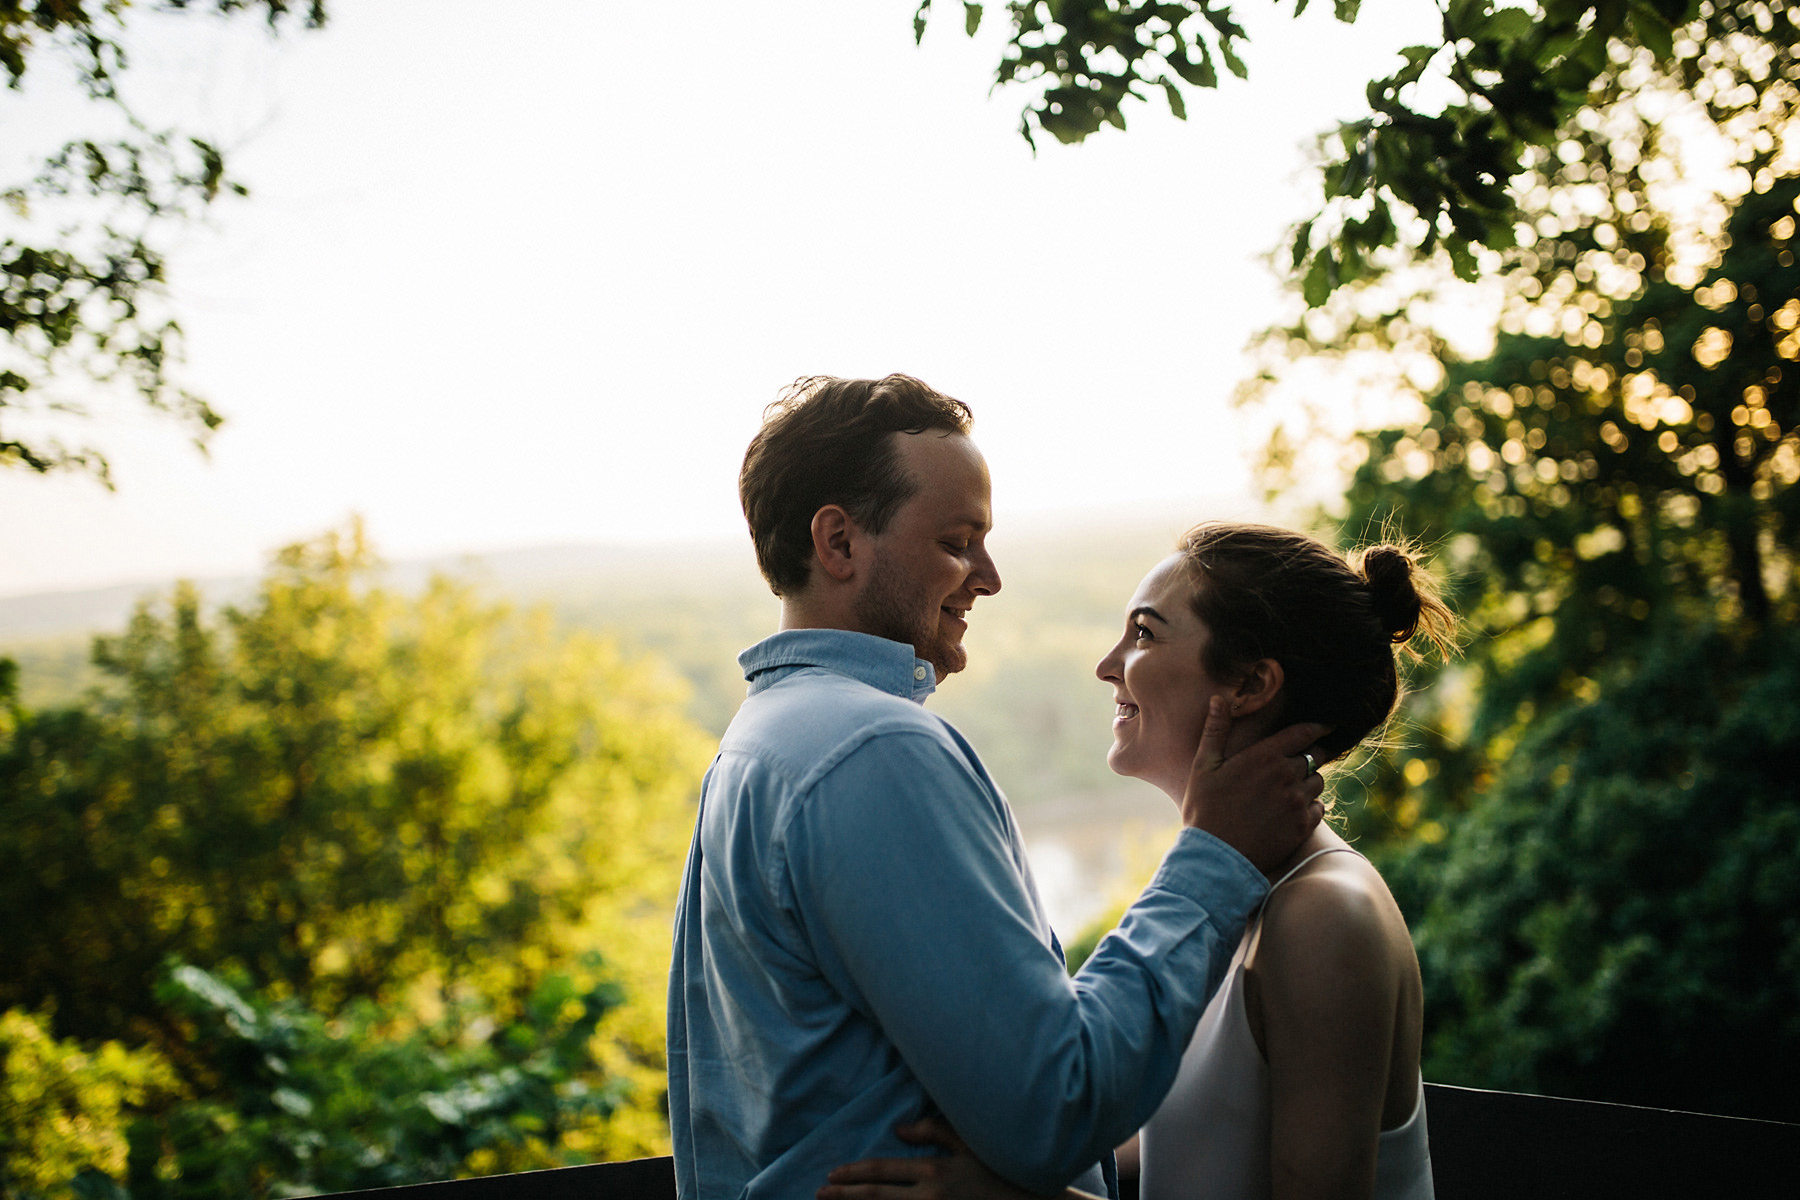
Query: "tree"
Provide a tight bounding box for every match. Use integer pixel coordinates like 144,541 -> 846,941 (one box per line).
1225,0 -> 1800,1115
1251,33 -> 1799,823
924,0 -> 1798,303
1386,627 -> 1800,1120
0,524 -> 713,1162
1340,178 -> 1799,1116
1,1 -> 327,483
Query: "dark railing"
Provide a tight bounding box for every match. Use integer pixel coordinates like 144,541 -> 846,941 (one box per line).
322,1083 -> 1799,1200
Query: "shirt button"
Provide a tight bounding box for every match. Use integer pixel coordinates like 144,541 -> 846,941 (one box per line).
914,665 -> 928,681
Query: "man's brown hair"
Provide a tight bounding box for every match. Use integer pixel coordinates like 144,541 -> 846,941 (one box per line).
740,374 -> 972,596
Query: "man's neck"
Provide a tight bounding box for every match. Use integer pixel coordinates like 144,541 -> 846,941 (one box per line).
779,593 -> 860,635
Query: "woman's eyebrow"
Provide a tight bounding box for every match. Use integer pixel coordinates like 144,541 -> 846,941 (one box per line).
1130,605 -> 1169,625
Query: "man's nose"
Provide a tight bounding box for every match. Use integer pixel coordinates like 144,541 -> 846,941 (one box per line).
969,549 -> 1001,596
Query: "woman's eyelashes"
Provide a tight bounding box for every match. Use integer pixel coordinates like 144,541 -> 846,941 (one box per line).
1132,620 -> 1155,643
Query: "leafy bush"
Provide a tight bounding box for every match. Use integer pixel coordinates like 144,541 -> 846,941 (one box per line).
115,963 -> 624,1198
1382,625 -> 1800,1120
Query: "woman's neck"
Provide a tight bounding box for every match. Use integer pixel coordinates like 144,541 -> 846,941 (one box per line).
1262,821 -> 1345,884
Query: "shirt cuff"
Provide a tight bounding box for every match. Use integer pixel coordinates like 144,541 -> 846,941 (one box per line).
1150,827 -> 1269,928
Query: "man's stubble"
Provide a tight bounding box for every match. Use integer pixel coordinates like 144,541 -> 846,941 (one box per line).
853,552 -> 966,681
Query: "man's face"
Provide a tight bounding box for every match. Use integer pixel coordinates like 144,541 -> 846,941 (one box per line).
852,431 -> 1001,681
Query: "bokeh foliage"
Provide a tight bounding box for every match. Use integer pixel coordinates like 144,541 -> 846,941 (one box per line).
1386,629 -> 1800,1118
0,524 -> 713,1192
1237,0 -> 1800,1118
0,1007 -> 176,1200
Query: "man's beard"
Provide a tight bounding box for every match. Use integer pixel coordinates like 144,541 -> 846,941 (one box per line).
854,556 -> 965,681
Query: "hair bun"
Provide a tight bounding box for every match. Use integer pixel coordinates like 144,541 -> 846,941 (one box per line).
1360,545 -> 1425,644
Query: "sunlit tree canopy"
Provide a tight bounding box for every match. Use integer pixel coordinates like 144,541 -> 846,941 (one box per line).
0,524 -> 713,1187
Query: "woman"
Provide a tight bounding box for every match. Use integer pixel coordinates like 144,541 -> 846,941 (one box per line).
821,522 -> 1454,1200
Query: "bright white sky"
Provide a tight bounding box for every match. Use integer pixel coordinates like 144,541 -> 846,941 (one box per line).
3,0 -> 1440,599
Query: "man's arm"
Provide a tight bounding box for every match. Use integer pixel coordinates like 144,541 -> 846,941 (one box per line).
785,710 -> 1320,1193
787,729 -> 1236,1191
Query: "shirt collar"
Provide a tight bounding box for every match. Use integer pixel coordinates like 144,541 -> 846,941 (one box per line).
738,629 -> 938,704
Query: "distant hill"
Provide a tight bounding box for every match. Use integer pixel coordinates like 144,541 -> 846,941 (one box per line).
0,537 -> 768,641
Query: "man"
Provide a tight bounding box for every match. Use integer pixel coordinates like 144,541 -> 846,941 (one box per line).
668,374 -> 1324,1199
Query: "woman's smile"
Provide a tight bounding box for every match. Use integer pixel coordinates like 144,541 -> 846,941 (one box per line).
1095,554 -> 1230,801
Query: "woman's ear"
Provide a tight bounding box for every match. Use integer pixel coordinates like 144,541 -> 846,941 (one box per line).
1231,658 -> 1285,717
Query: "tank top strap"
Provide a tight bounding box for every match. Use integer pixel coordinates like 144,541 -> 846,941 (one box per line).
1248,846 -> 1364,939
1270,844 -> 1363,893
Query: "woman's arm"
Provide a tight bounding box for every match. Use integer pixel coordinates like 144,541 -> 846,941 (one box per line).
1253,869 -> 1405,1200
817,1119 -> 1106,1200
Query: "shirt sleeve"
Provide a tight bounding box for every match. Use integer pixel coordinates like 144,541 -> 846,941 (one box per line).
778,727 -> 1267,1194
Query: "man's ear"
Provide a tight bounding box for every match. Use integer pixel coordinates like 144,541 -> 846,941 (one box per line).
809,505 -> 860,583
1232,658 -> 1285,717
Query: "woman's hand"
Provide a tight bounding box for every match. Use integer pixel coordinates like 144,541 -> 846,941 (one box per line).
818,1117 -> 1074,1200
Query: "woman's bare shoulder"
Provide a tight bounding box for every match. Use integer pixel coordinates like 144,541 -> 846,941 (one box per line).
1254,850 -> 1411,981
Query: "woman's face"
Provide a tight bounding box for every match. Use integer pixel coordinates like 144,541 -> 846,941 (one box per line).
1095,554 -> 1233,801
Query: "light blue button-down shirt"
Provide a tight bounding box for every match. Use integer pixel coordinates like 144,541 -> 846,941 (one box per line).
667,629 -> 1268,1200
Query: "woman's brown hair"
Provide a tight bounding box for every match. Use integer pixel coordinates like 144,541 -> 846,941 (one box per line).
1177,522 -> 1456,765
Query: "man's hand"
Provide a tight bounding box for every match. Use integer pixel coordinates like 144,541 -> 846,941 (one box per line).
818,1117 -> 1101,1200
1182,696 -> 1327,874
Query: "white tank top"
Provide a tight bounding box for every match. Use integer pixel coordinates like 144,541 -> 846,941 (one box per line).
1138,847 -> 1434,1200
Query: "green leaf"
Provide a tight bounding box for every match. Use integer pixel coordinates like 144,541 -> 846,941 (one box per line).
1220,39 -> 1248,81
1570,30 -> 1609,74
963,1 -> 982,36
1334,0 -> 1363,22
1302,248 -> 1336,307
1291,219 -> 1315,269
1159,76 -> 1188,121
1171,42 -> 1218,89
1479,7 -> 1535,45
913,0 -> 931,44
1391,44 -> 1438,89
1446,235 -> 1479,280
1342,141 -> 1373,196
1627,4 -> 1674,60
1445,0 -> 1488,33
1369,202 -> 1397,247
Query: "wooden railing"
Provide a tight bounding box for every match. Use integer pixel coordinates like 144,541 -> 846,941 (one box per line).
321,1083 -> 1799,1199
